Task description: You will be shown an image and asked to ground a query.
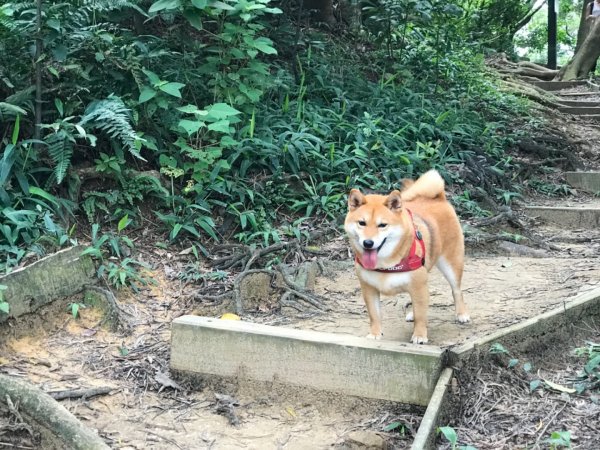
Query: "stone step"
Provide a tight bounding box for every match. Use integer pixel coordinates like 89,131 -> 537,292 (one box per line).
555,91 -> 596,97
566,171 -> 600,193
561,114 -> 600,122
559,106 -> 600,115
525,205 -> 600,229
533,80 -> 590,91
559,100 -> 600,107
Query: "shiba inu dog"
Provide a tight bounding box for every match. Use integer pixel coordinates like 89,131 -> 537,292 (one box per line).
344,170 -> 470,344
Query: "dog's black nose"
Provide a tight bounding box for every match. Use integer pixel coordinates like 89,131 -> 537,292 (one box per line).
363,240 -> 374,249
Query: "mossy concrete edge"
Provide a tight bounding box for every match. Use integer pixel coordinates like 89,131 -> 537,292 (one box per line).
0,246 -> 95,321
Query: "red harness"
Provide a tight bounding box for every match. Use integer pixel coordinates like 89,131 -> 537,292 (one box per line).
355,209 -> 426,273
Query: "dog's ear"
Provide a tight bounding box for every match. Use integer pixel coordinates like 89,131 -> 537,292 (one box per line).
385,190 -> 402,211
348,189 -> 366,211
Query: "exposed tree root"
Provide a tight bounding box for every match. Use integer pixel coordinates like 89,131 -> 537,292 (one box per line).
195,264 -> 328,315
0,374 -> 110,450
85,285 -> 134,334
210,223 -> 338,271
467,207 -> 561,253
498,79 -> 564,109
472,207 -> 526,229
517,136 -> 583,170
488,54 -> 560,82
196,224 -> 339,314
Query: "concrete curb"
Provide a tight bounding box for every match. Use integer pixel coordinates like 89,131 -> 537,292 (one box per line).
525,205 -> 600,229
533,80 -> 589,91
565,171 -> 600,193
413,286 -> 600,449
452,287 -> 600,359
171,316 -> 444,405
411,367 -> 453,450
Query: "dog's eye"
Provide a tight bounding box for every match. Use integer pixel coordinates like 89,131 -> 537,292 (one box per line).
378,223 -> 387,228
358,220 -> 366,226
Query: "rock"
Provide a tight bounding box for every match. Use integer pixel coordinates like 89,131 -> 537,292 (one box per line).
343,430 -> 387,449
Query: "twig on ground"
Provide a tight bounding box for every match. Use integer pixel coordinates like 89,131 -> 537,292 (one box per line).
48,386 -> 114,401
533,401 -> 569,449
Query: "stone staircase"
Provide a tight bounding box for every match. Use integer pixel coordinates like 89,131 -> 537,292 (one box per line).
523,81 -> 600,229
534,80 -> 600,120
525,171 -> 600,229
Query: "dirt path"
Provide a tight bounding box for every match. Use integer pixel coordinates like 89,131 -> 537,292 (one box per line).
2,217 -> 599,449
270,255 -> 600,347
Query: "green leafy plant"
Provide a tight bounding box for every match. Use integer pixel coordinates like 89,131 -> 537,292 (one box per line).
67,302 -> 85,319
82,216 -> 154,291
489,342 -> 533,373
437,426 -> 477,450
573,342 -> 600,394
383,420 -> 405,435
0,285 -> 9,314
0,0 -> 550,265
544,430 -> 572,449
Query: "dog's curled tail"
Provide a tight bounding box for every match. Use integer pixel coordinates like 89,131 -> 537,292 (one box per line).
401,169 -> 445,201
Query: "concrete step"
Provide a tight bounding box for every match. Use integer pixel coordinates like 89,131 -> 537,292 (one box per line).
533,80 -> 590,91
525,205 -> 600,229
566,171 -> 600,193
555,91 -> 596,97
559,100 -> 600,107
559,106 -> 600,115
560,114 -> 600,122
171,315 -> 444,406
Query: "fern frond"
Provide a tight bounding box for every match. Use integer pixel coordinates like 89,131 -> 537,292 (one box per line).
46,130 -> 74,184
80,95 -> 145,160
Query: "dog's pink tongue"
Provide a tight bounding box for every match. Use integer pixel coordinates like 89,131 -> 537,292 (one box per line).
362,249 -> 378,269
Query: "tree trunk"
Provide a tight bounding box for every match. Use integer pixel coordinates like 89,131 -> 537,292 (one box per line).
576,1 -> 593,53
557,17 -> 600,80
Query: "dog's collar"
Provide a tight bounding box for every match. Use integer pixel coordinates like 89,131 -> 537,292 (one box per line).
355,209 -> 426,273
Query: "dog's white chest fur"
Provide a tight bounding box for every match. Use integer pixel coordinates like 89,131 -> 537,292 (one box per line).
357,267 -> 413,294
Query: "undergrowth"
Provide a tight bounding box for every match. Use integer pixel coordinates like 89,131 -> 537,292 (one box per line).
0,0 -> 549,283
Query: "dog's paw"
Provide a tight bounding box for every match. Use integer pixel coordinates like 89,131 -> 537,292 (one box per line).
456,313 -> 471,324
411,334 -> 428,345
405,311 -> 414,322
366,333 -> 383,340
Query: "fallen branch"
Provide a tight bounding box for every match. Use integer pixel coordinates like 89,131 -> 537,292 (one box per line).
48,387 -> 114,401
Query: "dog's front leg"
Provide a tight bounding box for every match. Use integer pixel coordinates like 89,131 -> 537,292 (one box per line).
409,284 -> 429,344
359,280 -> 383,339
